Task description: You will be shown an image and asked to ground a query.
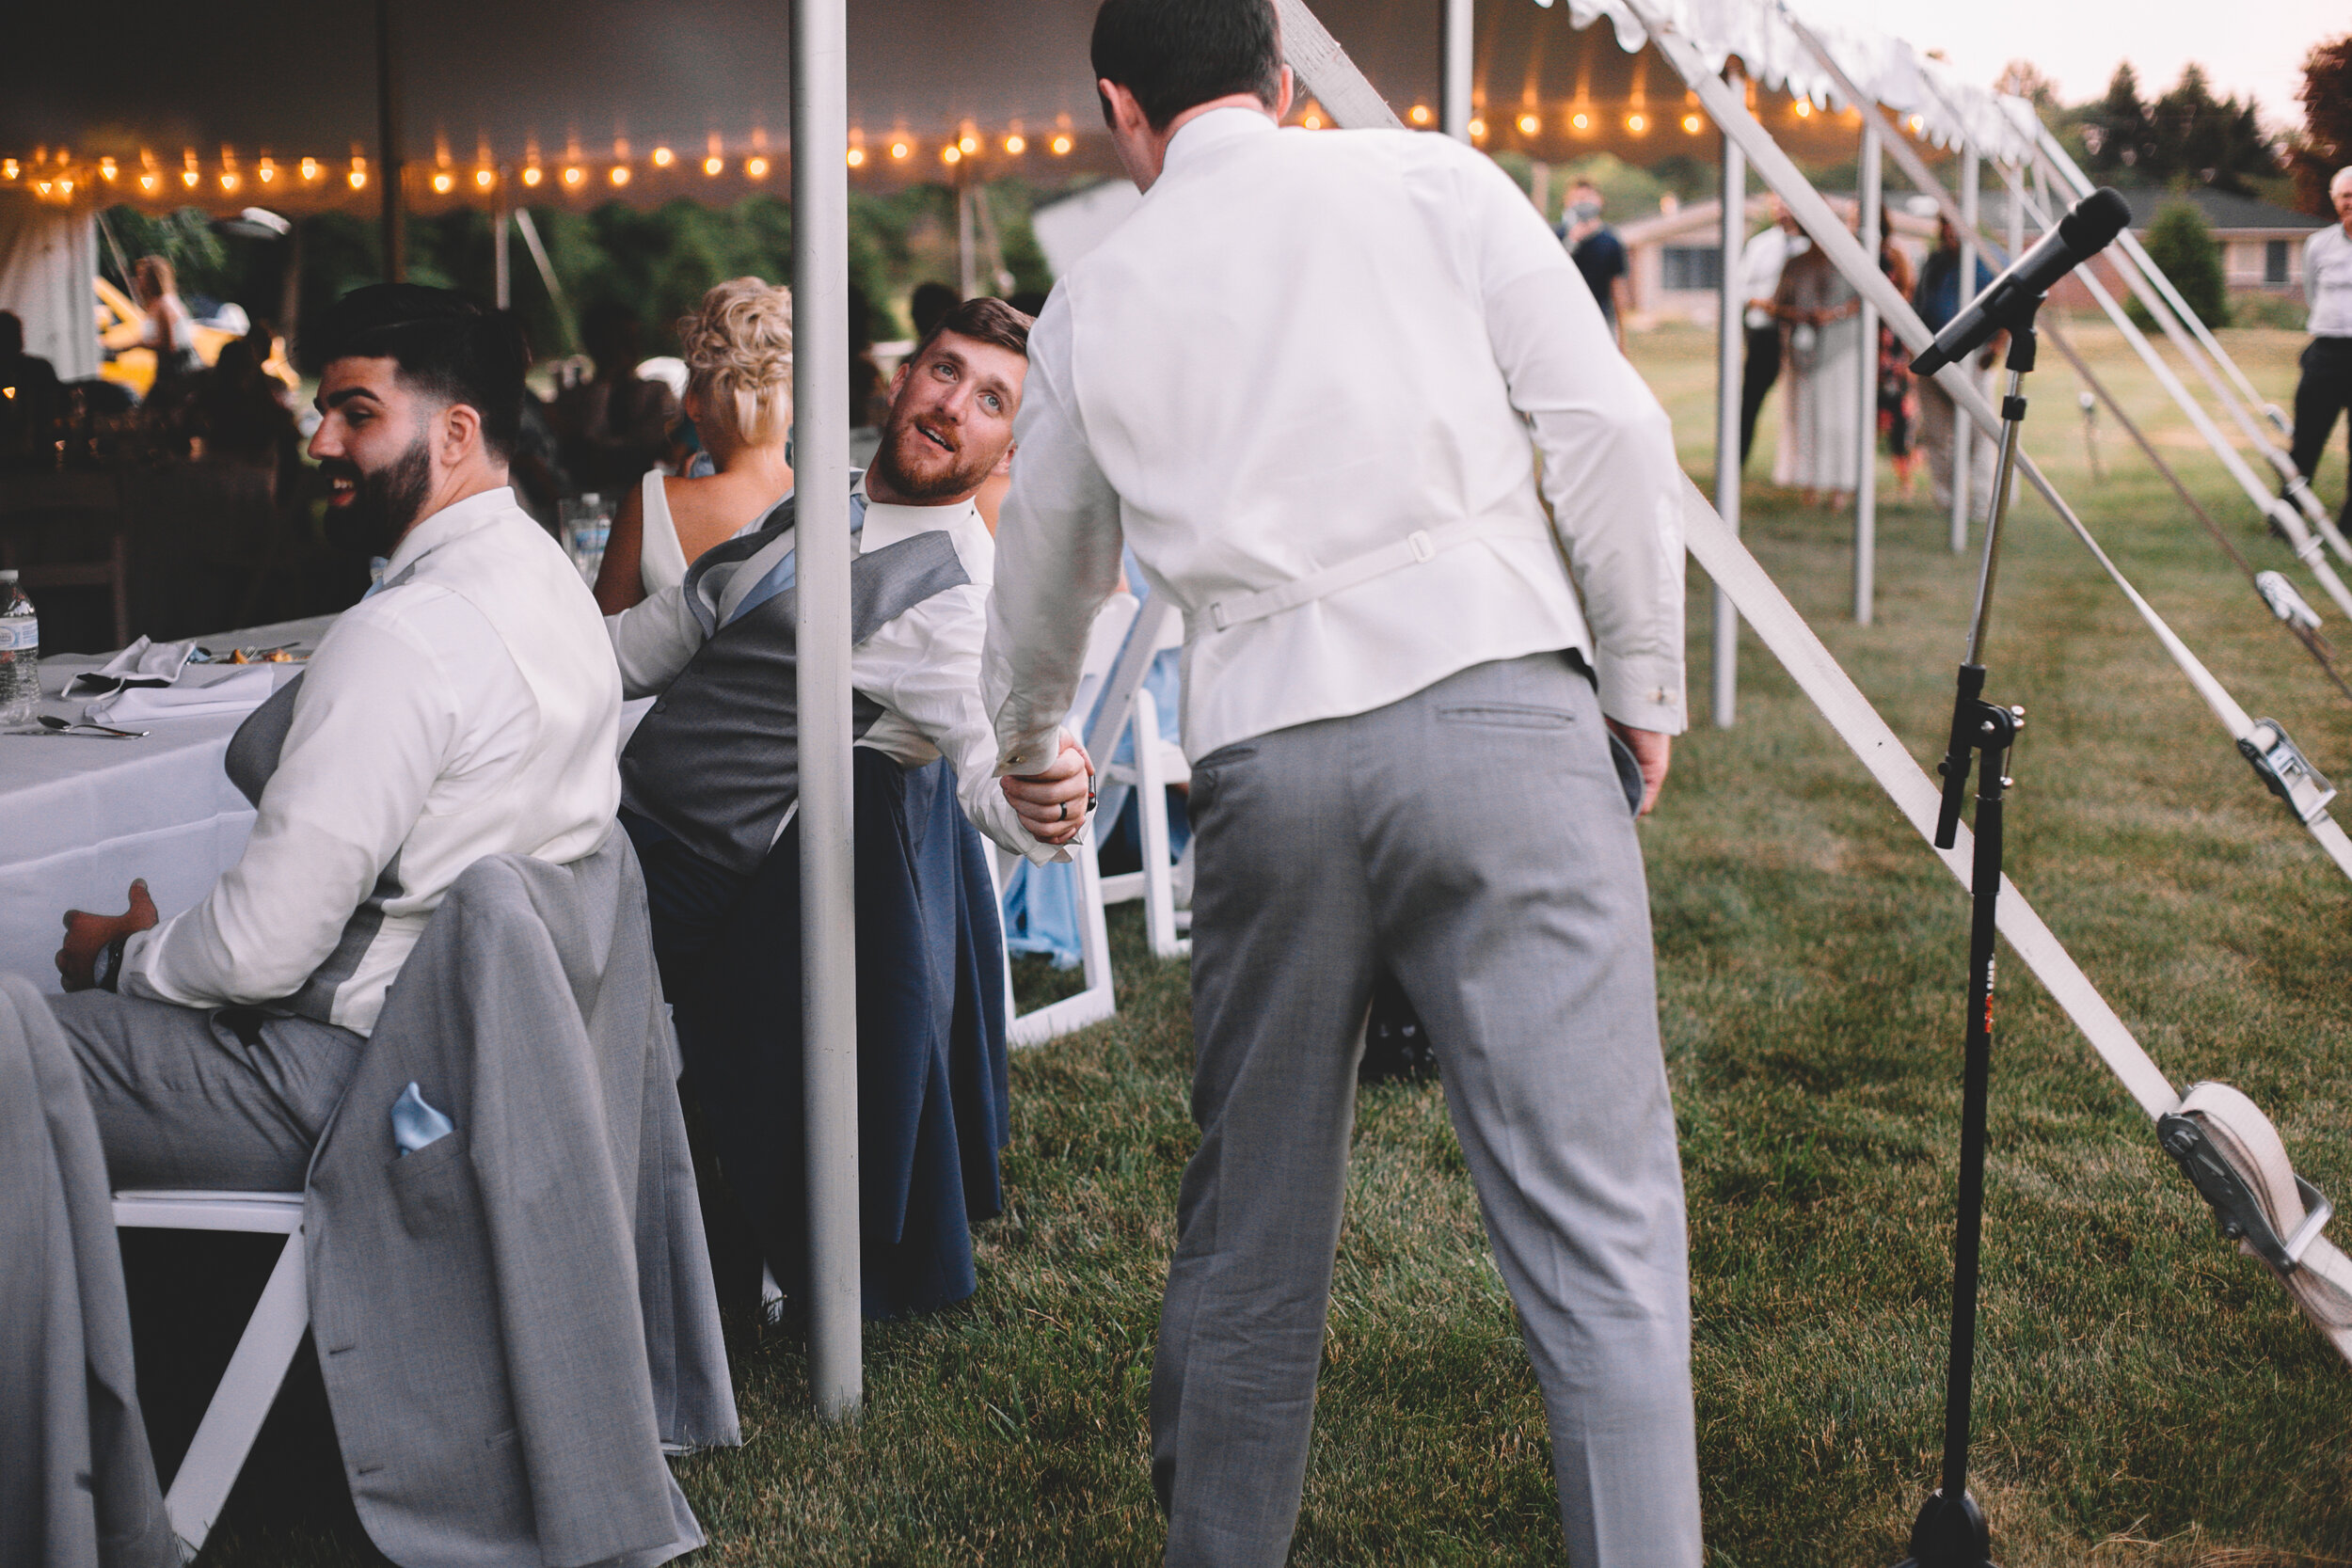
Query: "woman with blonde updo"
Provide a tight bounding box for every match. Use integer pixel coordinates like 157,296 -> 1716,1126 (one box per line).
594,277 -> 795,612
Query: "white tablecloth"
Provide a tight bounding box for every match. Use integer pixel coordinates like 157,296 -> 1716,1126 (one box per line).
0,615 -> 331,991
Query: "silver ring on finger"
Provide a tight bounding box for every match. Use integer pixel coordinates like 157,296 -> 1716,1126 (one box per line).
1057,800 -> 1068,822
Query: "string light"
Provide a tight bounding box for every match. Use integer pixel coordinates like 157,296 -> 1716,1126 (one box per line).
652,146 -> 675,167
1,159 -> 17,181
1516,112 -> 1540,135
432,169 -> 455,193
1049,134 -> 1073,155
847,147 -> 866,167
890,140 -> 910,160
1005,134 -> 1025,154
256,157 -> 273,182
475,166 -> 495,188
300,157 -> 321,181
348,166 -> 368,190
1467,117 -> 1486,139
1408,104 -> 1432,125
746,154 -> 770,178
1793,99 -> 1813,119
959,134 -> 977,154
1302,112 -> 1323,129
611,164 -> 630,185
99,156 -> 119,181
138,172 -> 158,193
1570,111 -> 1590,131
703,154 -> 723,175
1906,114 -> 1924,134
1626,112 -> 1646,133
942,145 -> 961,165
522,165 -> 544,186
1681,113 -> 1703,134
563,166 -> 584,186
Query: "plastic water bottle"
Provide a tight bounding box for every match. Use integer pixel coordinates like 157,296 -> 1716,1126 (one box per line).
0,569 -> 38,725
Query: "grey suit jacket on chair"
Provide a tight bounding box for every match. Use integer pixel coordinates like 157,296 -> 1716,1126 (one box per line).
0,976 -> 179,1568
304,829 -> 739,1568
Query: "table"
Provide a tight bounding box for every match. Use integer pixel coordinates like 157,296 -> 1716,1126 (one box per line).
0,614 -> 330,991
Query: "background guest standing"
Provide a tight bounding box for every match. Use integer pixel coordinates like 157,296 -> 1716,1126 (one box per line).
2289,166 -> 2352,532
1913,214 -> 2001,520
1738,196 -> 1807,466
1772,202 -> 1864,509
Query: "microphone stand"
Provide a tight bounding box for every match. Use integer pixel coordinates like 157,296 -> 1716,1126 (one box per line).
1898,293 -> 2043,1568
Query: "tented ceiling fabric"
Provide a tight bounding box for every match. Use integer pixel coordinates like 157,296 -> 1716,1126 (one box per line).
7,0 -> 2028,166
1557,0 -> 2039,160
0,194 -> 99,381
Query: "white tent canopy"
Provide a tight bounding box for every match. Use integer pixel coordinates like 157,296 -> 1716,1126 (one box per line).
0,192 -> 98,381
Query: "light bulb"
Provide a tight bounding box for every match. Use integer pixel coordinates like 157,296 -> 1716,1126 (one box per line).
1049,135 -> 1073,155
522,166 -> 544,186
611,165 -> 630,185
652,147 -> 675,167
1005,135 -> 1025,154
746,155 -> 770,178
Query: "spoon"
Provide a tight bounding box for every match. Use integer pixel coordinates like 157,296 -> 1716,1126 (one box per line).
35,716 -> 150,738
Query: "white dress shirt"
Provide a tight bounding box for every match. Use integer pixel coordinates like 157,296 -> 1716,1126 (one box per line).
121,487 -> 622,1035
983,108 -> 1686,771
607,475 -> 1059,864
2308,224 -> 2352,339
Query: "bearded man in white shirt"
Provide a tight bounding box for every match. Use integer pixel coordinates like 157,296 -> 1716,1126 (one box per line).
607,295 -> 1090,1321
48,283 -> 620,1191
980,3 -> 1699,1563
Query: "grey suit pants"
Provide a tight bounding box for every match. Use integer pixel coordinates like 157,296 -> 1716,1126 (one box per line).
1152,652 -> 1700,1568
50,990 -> 364,1192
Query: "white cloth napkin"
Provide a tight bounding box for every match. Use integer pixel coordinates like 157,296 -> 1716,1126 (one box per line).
85,664 -> 286,724
66,636 -> 199,694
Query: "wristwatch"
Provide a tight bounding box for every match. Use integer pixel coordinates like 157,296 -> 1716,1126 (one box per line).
93,933 -> 130,993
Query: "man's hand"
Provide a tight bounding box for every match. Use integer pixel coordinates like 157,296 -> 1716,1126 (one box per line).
1002,734 -> 1094,846
56,879 -> 159,992
1606,721 -> 1672,818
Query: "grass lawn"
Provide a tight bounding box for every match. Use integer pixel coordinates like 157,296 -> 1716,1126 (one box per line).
191,319 -> 2352,1566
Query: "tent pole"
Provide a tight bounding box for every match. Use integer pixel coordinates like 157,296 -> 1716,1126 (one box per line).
1950,149 -> 1977,554
493,189 -> 510,310
1853,119 -> 1880,626
957,173 -> 978,299
792,0 -> 861,1424
375,0 -> 405,283
1712,72 -> 1743,728
1440,0 -> 1473,143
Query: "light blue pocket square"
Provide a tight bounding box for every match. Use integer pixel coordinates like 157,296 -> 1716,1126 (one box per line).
390,1081 -> 454,1156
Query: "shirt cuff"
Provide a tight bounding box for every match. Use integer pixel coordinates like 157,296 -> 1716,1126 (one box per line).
994,722 -> 1072,779
1595,656 -> 1686,736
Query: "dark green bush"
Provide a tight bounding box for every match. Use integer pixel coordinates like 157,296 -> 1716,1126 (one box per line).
2126,199 -> 2229,329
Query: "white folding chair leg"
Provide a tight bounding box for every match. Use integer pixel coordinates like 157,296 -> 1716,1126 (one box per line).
1001,832 -> 1119,1048
1131,689 -> 1188,959
111,1191 -> 309,1560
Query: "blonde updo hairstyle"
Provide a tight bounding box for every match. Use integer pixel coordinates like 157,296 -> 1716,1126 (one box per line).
676,277 -> 794,449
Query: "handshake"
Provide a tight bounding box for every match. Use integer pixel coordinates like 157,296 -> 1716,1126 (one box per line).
1001,732 -> 1095,847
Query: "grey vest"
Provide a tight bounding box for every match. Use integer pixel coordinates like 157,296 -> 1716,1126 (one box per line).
619,515 -> 971,874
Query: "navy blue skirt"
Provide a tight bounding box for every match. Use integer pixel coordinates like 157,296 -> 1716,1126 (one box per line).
625,751 -> 1010,1320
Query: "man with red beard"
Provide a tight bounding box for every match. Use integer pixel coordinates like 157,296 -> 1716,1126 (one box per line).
608,295 -> 1091,1319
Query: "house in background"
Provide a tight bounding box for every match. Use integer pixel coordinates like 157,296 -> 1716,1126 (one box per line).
2110,188 -> 2327,293
1617,194 -> 1936,328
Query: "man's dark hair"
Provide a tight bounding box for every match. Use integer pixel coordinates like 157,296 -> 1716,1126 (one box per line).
914,296 -> 1033,363
1091,0 -> 1282,132
303,283 -> 528,460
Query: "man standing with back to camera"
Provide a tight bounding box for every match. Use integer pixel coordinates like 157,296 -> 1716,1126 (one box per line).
980,2 -> 1700,1562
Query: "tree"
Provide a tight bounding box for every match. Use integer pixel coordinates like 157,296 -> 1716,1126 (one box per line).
2137,201 -> 2228,328
1994,59 -> 2060,112
2078,62 -> 2279,193
2289,34 -> 2352,216
2081,64 -> 2151,179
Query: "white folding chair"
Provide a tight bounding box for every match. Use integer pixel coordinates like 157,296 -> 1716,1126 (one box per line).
995,594 -> 1140,1047
1095,602 -> 1191,958
110,1188 -> 310,1560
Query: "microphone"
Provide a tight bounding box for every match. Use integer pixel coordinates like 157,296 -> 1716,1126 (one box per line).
1910,186 -> 2131,376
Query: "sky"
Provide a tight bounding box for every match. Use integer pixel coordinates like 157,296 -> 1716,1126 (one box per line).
1801,0 -> 2337,129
